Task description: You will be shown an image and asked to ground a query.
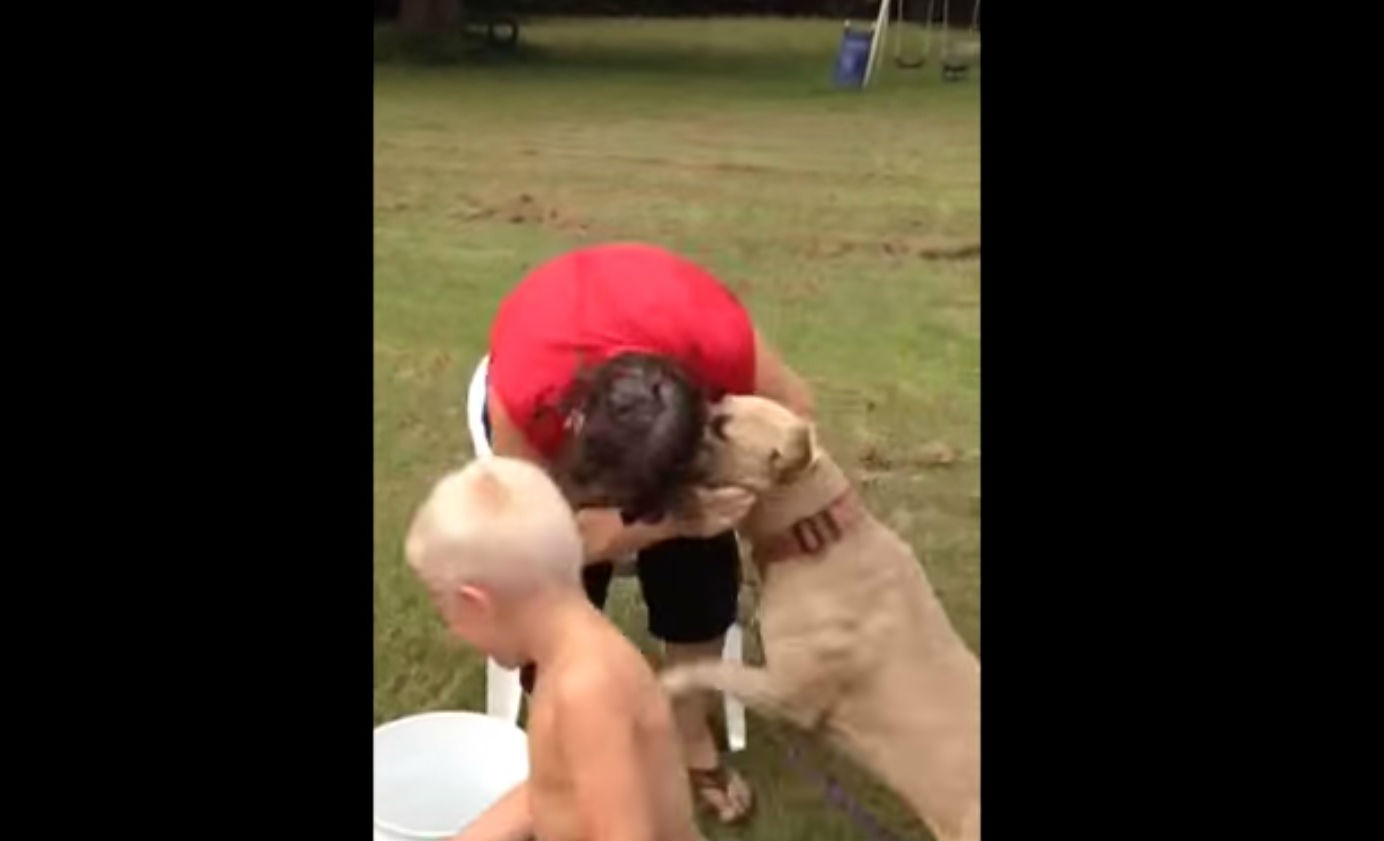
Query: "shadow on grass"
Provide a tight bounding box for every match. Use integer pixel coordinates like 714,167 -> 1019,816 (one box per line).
374,21 -> 830,80
374,23 -> 526,66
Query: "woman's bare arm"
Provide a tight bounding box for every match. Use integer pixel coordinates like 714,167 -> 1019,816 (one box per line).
752,328 -> 815,418
574,507 -> 679,562
485,385 -> 549,465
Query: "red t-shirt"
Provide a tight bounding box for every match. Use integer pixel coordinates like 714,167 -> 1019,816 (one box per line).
488,243 -> 757,459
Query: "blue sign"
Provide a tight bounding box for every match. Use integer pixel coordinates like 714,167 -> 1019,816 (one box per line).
833,26 -> 874,89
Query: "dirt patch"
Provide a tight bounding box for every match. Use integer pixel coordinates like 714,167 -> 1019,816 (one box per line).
430,351 -> 454,373
450,193 -> 590,233
448,195 -> 495,222
502,193 -> 545,224
915,440 -> 961,466
707,161 -> 772,174
858,439 -> 963,473
803,238 -> 855,259
916,242 -> 981,260
859,442 -> 895,471
779,272 -> 827,302
804,236 -> 980,261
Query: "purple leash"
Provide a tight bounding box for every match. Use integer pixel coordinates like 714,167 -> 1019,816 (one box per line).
768,728 -> 918,841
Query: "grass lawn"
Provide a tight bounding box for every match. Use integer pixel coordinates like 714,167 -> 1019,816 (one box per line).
374,17 -> 978,841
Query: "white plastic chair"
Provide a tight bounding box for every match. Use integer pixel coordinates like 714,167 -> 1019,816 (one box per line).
465,354 -> 746,751
466,356 -> 527,726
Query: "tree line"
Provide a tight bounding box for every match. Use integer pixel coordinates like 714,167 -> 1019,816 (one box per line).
379,0 -> 980,29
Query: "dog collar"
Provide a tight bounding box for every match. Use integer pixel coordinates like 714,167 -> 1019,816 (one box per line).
752,488 -> 863,566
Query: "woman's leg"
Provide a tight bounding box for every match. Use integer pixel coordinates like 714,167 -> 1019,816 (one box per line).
637,531 -> 753,822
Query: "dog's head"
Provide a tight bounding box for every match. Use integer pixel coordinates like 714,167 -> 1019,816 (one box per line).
697,395 -> 819,494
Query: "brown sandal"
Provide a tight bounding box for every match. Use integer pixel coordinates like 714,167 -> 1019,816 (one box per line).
689,762 -> 754,824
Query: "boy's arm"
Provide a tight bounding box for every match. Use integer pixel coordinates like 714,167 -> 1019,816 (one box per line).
558,678 -> 660,841
450,781 -> 531,841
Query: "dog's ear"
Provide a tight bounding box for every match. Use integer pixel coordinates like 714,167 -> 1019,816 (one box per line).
707,413 -> 731,442
806,422 -> 822,470
774,421 -> 821,482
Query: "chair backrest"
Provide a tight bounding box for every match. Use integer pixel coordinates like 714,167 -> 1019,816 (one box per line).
466,355 -> 492,459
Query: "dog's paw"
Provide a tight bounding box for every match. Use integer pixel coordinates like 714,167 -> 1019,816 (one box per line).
659,666 -> 697,697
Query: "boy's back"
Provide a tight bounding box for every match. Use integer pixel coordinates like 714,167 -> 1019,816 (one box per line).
404,457 -> 700,841
527,605 -> 697,841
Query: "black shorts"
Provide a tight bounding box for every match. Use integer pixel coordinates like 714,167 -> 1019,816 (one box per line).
481,397 -> 740,645
584,530 -> 741,644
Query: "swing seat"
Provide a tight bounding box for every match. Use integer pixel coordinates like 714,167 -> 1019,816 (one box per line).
942,39 -> 979,80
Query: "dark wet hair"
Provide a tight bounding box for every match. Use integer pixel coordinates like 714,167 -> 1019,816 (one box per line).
555,352 -> 707,524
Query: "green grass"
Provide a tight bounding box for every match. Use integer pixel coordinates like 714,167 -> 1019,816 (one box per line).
374,17 -> 978,841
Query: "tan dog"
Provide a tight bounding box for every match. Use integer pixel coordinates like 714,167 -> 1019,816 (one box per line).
660,396 -> 980,841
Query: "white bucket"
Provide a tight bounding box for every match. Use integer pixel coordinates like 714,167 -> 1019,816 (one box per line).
373,711 -> 529,841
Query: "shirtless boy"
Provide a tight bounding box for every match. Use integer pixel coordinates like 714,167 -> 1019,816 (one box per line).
404,457 -> 700,841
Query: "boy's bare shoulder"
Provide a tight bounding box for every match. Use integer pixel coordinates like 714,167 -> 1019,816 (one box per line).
549,637 -> 650,713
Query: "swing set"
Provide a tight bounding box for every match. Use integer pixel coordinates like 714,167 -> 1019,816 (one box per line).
863,0 -> 980,86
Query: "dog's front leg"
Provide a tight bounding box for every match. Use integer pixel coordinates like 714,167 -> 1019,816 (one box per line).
660,660 -> 832,731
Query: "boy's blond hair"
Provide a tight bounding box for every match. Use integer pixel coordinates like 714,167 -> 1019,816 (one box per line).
405,457 -> 583,595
